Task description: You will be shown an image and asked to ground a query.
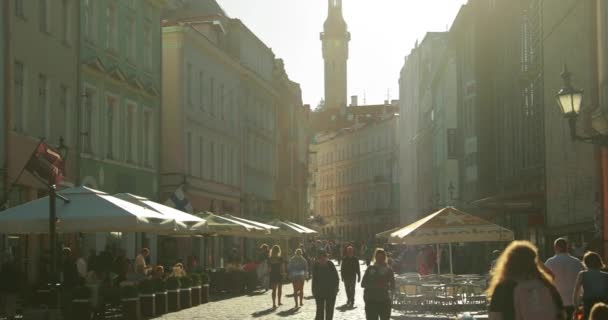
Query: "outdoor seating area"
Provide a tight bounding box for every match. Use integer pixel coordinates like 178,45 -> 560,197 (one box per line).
392,273 -> 487,316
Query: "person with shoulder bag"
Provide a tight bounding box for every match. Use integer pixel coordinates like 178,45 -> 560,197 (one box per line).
361,248 -> 395,320
487,241 -> 566,320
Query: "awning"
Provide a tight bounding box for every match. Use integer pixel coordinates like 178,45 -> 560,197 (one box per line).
267,220 -> 317,237
194,212 -> 272,238
0,186 -> 183,234
375,226 -> 401,239
114,193 -> 206,233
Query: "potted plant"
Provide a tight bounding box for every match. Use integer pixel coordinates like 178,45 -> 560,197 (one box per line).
179,276 -> 192,309
138,279 -> 156,317
189,274 -> 202,306
152,278 -> 168,316
200,272 -> 210,304
120,285 -> 141,320
166,277 -> 181,312
71,286 -> 92,319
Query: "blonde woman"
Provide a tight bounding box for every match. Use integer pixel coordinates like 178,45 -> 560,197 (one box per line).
487,241 -> 564,320
269,245 -> 286,308
288,249 -> 309,307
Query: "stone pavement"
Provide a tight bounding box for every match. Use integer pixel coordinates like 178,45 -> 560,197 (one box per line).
151,261 -> 486,320
153,260 -> 369,320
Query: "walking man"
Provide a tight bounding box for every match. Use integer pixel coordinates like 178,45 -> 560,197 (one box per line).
312,249 -> 339,320
545,238 -> 584,320
341,245 -> 361,307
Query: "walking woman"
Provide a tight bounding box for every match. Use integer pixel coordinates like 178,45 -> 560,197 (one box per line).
361,248 -> 395,320
269,245 -> 286,308
487,241 -> 565,320
256,244 -> 270,292
288,249 -> 309,308
573,252 -> 608,320
312,249 -> 339,320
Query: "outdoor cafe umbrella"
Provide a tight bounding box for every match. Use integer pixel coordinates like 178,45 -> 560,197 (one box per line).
114,193 -> 207,233
387,206 -> 514,274
267,220 -> 318,238
194,212 -> 272,238
0,186 -> 184,234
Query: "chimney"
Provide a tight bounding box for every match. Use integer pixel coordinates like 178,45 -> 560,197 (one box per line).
350,95 -> 358,107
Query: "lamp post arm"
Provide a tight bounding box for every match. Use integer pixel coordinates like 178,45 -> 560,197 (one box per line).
568,116 -> 608,146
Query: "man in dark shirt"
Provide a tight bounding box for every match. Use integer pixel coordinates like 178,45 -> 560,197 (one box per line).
340,245 -> 361,307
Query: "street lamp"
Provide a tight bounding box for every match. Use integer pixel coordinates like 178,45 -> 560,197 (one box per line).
555,65 -> 608,145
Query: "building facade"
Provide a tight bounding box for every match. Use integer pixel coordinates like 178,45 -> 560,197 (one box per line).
275,59 -> 311,223
78,0 -> 164,200
5,0 -> 79,281
311,104 -> 399,241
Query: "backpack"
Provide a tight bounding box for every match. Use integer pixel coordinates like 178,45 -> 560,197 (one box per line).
513,279 -> 565,320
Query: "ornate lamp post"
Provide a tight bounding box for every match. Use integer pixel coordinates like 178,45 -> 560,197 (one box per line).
556,66 -> 608,258
555,65 -> 608,145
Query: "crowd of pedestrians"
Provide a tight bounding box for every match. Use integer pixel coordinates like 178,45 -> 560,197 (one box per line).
487,238 -> 608,320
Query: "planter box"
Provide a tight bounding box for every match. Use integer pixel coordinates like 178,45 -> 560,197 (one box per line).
201,284 -> 210,304
167,289 -> 180,312
121,298 -> 141,320
179,288 -> 192,309
139,294 -> 155,318
71,299 -> 91,320
191,286 -> 201,306
155,291 -> 168,316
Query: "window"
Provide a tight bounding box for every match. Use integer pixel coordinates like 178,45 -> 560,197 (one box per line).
84,0 -> 96,41
37,74 -> 48,138
39,0 -> 50,33
105,95 -> 119,159
106,3 -> 117,50
61,0 -> 71,44
15,0 -> 25,18
143,110 -> 152,167
219,84 -> 225,120
126,103 -> 137,163
209,141 -> 215,180
82,88 -> 96,154
186,132 -> 192,174
186,63 -> 192,106
209,78 -> 215,116
57,85 -> 70,144
199,137 -> 204,178
12,61 -> 24,132
143,25 -> 152,69
199,71 -> 204,110
126,18 -> 136,60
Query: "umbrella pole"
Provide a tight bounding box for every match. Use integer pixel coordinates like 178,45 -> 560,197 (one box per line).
436,243 -> 440,275
449,242 -> 454,276
49,184 -> 57,283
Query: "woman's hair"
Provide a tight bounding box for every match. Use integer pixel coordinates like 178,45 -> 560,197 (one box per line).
295,248 -> 303,256
486,240 -> 554,298
583,251 -> 605,270
270,245 -> 281,257
260,244 -> 269,251
372,248 -> 386,264
590,302 -> 608,320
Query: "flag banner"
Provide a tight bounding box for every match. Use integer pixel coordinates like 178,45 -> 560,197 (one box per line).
165,185 -> 193,213
25,142 -> 65,185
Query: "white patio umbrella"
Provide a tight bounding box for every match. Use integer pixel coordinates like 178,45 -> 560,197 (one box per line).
194,212 -> 272,238
387,207 -> 514,274
114,193 -> 207,233
0,186 -> 183,234
267,220 -> 318,238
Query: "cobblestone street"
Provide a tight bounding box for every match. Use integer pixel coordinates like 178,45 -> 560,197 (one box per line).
153,261 -> 370,320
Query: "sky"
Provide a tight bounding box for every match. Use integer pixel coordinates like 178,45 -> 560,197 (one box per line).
216,0 -> 468,107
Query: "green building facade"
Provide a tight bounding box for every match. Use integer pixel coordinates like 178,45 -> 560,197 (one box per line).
78,0 -> 164,199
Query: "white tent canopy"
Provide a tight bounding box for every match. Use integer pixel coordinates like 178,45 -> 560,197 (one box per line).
0,186 -> 183,234
388,207 -> 514,245
114,193 -> 206,233
267,220 -> 318,238
195,212 -> 272,237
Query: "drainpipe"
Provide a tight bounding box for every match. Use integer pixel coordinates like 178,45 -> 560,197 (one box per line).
74,0 -> 82,186
3,0 -> 11,202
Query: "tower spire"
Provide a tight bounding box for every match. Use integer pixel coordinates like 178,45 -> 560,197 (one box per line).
322,0 -> 350,112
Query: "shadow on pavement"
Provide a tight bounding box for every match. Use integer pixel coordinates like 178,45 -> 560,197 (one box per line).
276,307 -> 300,317
251,307 -> 276,318
336,304 -> 357,312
